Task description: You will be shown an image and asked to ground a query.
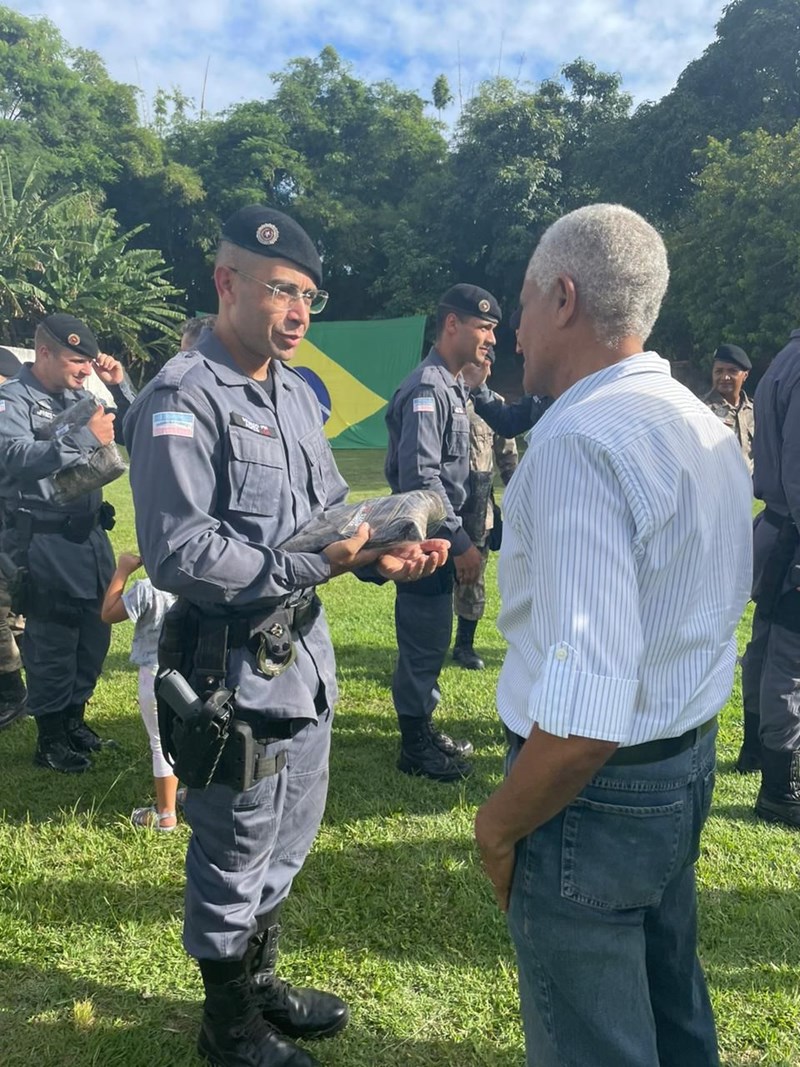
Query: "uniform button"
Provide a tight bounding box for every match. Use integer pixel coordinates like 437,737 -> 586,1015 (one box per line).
555,648 -> 568,662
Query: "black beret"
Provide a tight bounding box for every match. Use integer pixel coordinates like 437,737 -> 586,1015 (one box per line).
713,343 -> 751,371
40,314 -> 99,360
0,347 -> 22,377
221,205 -> 323,288
439,283 -> 501,324
509,307 -> 522,331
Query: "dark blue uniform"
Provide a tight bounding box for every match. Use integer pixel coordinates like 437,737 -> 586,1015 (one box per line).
385,347 -> 472,724
0,364 -> 133,715
470,382 -> 550,437
739,328 -> 800,824
125,332 -> 348,960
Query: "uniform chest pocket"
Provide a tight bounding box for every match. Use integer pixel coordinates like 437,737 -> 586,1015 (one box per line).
299,428 -> 333,506
227,426 -> 284,515
445,413 -> 470,458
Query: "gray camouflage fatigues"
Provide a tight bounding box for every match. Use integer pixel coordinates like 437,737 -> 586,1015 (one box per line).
454,398 -> 518,621
125,333 -> 348,961
703,388 -> 755,473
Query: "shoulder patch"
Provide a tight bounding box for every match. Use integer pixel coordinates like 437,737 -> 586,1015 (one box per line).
153,411 -> 195,438
413,396 -> 435,414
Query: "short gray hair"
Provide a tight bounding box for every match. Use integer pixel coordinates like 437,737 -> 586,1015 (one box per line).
525,204 -> 669,346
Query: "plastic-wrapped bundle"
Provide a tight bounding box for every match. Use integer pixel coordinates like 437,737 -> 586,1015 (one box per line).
280,490 -> 446,553
40,395 -> 128,504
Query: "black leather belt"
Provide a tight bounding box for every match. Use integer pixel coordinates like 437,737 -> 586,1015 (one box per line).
762,507 -> 792,530
508,716 -> 717,766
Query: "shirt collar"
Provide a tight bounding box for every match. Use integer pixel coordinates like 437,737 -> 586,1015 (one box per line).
425,346 -> 466,390
554,352 -> 668,411
198,333 -> 303,393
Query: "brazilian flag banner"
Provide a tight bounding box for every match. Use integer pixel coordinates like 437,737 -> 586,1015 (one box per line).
293,316 -> 426,449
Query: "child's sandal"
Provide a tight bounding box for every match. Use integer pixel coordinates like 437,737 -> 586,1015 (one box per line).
130,806 -> 177,832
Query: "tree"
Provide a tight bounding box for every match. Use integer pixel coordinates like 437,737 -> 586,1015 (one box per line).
655,127 -> 800,369
432,74 -> 453,115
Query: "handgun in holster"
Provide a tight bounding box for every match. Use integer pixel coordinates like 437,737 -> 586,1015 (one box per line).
155,668 -> 234,789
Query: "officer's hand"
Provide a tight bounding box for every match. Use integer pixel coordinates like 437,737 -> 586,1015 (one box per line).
323,523 -> 384,576
93,352 -> 125,386
454,543 -> 482,585
87,404 -> 116,445
461,362 -> 491,392
376,538 -> 450,582
117,552 -> 143,575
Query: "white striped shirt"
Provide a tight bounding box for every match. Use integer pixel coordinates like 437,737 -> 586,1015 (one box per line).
497,352 -> 753,745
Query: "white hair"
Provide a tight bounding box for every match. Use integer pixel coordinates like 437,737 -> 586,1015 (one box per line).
525,204 -> 669,347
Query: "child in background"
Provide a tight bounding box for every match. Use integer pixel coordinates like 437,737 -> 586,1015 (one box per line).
101,553 -> 179,831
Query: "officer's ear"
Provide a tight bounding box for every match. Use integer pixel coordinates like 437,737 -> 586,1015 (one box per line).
214,265 -> 236,303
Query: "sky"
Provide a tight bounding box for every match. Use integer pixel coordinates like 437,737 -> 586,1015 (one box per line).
12,0 -> 730,122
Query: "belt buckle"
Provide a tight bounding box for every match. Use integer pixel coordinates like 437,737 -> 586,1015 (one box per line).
255,626 -> 297,678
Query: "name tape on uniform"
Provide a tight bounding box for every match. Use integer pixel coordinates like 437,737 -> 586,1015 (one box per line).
153,411 -> 195,438
230,412 -> 276,437
413,396 -> 435,414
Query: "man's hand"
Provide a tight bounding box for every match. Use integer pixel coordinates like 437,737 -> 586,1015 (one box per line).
93,352 -> 125,386
87,404 -> 116,445
461,362 -> 491,392
474,805 -> 516,912
454,543 -> 482,585
116,552 -> 142,576
375,538 -> 449,581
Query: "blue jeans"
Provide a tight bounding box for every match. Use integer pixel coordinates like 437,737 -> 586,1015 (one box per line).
506,726 -> 719,1067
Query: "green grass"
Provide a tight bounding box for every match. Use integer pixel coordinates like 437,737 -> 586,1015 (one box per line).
0,450 -> 798,1066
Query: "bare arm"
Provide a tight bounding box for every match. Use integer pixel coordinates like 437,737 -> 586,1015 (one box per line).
100,553 -> 142,624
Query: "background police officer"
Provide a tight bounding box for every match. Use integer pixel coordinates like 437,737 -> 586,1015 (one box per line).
0,315 -> 133,771
453,349 -> 518,670
703,343 -> 755,472
125,205 -> 448,1067
738,327 -> 800,825
385,284 -> 500,780
0,347 -> 27,729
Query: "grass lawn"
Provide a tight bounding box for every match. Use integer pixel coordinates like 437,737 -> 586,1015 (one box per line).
0,449 -> 798,1066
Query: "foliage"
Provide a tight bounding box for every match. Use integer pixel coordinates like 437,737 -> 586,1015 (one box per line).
0,153 -> 184,361
657,127 -> 800,368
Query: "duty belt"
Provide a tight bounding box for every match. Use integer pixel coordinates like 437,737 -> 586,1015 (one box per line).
228,593 -> 320,679
14,507 -> 102,544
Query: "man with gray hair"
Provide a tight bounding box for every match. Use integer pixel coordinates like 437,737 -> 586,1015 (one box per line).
475,204 -> 752,1066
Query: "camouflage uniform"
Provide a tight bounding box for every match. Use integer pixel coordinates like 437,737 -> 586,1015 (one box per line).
703,388 -> 755,472
454,397 -> 518,622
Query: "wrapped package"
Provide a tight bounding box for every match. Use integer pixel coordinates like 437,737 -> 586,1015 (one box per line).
40,395 -> 128,503
280,489 -> 446,553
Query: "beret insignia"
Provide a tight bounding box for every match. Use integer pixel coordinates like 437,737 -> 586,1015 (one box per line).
256,223 -> 279,246
67,333 -> 80,346
478,299 -> 490,314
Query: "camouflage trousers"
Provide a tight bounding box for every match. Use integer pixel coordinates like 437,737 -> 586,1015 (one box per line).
0,606 -> 22,674
454,544 -> 491,622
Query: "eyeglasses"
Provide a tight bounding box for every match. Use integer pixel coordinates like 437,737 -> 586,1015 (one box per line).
229,268 -> 329,314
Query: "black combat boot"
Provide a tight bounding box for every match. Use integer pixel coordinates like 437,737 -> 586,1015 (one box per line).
0,669 -> 27,730
429,721 -> 474,759
34,711 -> 91,773
64,702 -> 116,753
452,617 -> 485,670
735,712 -> 762,774
756,747 -> 800,829
249,907 -> 349,1041
198,959 -> 319,1067
397,718 -> 472,782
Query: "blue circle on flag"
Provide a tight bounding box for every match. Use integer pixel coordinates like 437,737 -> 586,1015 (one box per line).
294,367 -> 331,424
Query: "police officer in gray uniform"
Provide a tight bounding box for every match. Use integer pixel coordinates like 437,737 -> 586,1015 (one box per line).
739,327 -> 800,826
124,205 -> 448,1067
385,284 -> 500,781
0,315 -> 133,771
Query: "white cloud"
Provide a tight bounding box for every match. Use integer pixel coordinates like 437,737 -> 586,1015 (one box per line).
11,0 -> 729,120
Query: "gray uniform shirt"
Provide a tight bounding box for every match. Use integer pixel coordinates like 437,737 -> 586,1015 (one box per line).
124,333 -> 349,723
0,364 -> 133,598
384,347 -> 472,555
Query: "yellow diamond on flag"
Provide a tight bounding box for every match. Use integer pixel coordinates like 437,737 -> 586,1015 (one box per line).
292,338 -> 386,439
